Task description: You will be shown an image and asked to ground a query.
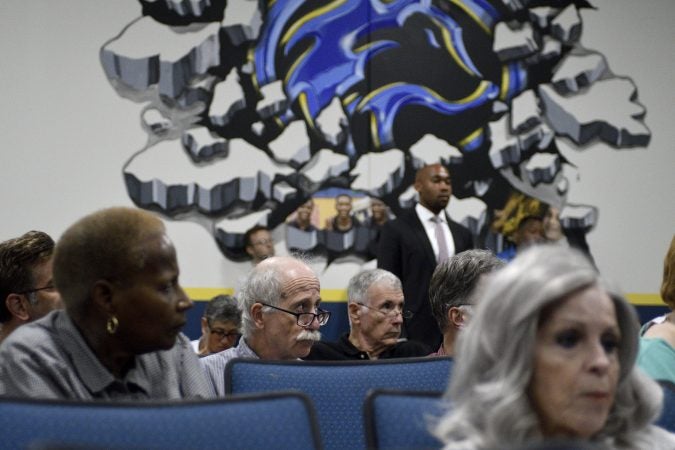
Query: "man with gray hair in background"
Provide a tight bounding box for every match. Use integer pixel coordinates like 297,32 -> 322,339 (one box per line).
201,255 -> 330,395
305,269 -> 429,360
428,249 -> 504,357
0,231 -> 63,344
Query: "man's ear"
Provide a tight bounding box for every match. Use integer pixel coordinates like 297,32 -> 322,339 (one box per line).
251,302 -> 265,329
91,279 -> 115,315
245,245 -> 255,258
348,302 -> 361,324
5,294 -> 30,322
448,307 -> 464,328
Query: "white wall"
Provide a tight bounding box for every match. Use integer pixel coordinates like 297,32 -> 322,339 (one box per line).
1,0 -> 673,298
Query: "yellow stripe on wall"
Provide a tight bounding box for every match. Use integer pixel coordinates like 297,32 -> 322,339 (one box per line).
626,293 -> 666,306
185,287 -> 348,302
185,288 -> 666,306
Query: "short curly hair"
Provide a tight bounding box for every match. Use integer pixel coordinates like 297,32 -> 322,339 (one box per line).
53,207 -> 165,319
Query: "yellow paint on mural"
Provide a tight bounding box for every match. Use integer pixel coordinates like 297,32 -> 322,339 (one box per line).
185,287 -> 665,306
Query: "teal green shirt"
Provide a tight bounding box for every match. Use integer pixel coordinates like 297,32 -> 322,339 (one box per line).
638,322 -> 675,384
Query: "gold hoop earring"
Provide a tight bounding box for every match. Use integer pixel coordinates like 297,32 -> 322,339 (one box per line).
106,316 -> 119,335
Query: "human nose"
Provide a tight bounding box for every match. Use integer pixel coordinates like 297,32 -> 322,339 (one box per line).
176,285 -> 193,312
587,341 -> 611,374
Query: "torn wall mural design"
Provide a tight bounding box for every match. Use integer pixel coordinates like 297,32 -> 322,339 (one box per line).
100,0 -> 649,262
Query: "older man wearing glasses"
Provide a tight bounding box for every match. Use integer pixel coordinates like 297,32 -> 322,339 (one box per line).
305,269 -> 429,360
201,255 -> 329,395
0,231 -> 63,344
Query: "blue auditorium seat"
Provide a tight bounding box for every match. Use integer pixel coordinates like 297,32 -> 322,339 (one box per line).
0,392 -> 322,450
225,356 -> 453,450
363,389 -> 447,450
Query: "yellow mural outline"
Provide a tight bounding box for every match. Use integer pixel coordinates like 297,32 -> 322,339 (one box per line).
499,65 -> 510,101
431,17 -> 475,77
458,127 -> 483,147
443,0 -> 492,35
185,287 -> 666,306
281,0 -> 347,46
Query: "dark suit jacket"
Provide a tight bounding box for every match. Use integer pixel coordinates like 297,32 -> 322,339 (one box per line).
377,207 -> 474,349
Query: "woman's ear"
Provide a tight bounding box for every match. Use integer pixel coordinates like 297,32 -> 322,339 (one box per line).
91,279 -> 115,315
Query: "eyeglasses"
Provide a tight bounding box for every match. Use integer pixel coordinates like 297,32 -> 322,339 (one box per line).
259,302 -> 331,327
18,284 -> 56,295
210,329 -> 241,340
356,302 -> 413,319
252,239 -> 273,246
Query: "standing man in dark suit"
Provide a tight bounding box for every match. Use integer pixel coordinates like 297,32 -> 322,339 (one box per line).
377,163 -> 474,349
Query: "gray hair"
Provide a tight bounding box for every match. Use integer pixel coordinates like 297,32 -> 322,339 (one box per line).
347,269 -> 402,305
239,255 -> 315,338
434,245 -> 662,448
204,294 -> 241,328
429,249 -> 504,332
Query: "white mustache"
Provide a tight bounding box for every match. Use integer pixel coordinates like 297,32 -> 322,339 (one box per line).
296,329 -> 321,342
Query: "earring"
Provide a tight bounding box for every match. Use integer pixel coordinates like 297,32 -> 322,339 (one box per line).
106,316 -> 119,335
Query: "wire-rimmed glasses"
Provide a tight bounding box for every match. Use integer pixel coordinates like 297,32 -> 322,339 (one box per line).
355,302 -> 413,319
259,302 -> 331,327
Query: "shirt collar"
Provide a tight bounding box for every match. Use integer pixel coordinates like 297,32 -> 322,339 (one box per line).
57,311 -> 150,395
415,203 -> 445,224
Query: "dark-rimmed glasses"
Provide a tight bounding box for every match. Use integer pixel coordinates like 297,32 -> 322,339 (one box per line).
18,284 -> 56,295
259,302 -> 330,327
356,302 -> 413,319
210,329 -> 241,340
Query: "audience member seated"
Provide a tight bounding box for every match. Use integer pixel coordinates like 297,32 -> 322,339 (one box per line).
243,225 -> 275,265
428,249 -> 504,357
433,245 -> 675,449
288,198 -> 317,232
496,215 -> 544,262
201,256 -> 329,395
0,207 -> 213,400
324,193 -> 361,232
305,269 -> 429,360
638,235 -> 675,383
192,294 -> 242,357
0,231 -> 63,344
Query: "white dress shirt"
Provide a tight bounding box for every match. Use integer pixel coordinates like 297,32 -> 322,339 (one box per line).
415,203 -> 455,261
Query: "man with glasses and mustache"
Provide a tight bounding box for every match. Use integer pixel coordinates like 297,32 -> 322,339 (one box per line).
202,255 -> 329,395
304,269 -> 429,360
0,231 -> 63,344
428,250 -> 504,357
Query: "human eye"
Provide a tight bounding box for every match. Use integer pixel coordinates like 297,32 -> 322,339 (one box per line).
601,332 -> 620,354
555,329 -> 581,349
380,301 -> 395,312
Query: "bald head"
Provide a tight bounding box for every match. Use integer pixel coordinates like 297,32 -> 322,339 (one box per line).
414,163 -> 452,214
239,256 -> 320,338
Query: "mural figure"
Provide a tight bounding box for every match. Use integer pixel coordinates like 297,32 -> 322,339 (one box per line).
100,0 -> 650,263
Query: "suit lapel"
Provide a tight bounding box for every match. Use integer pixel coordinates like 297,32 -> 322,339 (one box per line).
404,209 -> 436,264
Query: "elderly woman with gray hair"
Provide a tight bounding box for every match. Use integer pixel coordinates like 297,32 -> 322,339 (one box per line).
434,245 -> 675,449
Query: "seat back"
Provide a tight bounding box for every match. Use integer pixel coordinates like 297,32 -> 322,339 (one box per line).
363,389 -> 446,450
0,392 -> 322,450
657,380 -> 675,432
225,357 -> 453,450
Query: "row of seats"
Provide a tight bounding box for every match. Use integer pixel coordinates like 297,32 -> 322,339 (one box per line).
1,357 -> 673,450
0,389 -> 447,450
